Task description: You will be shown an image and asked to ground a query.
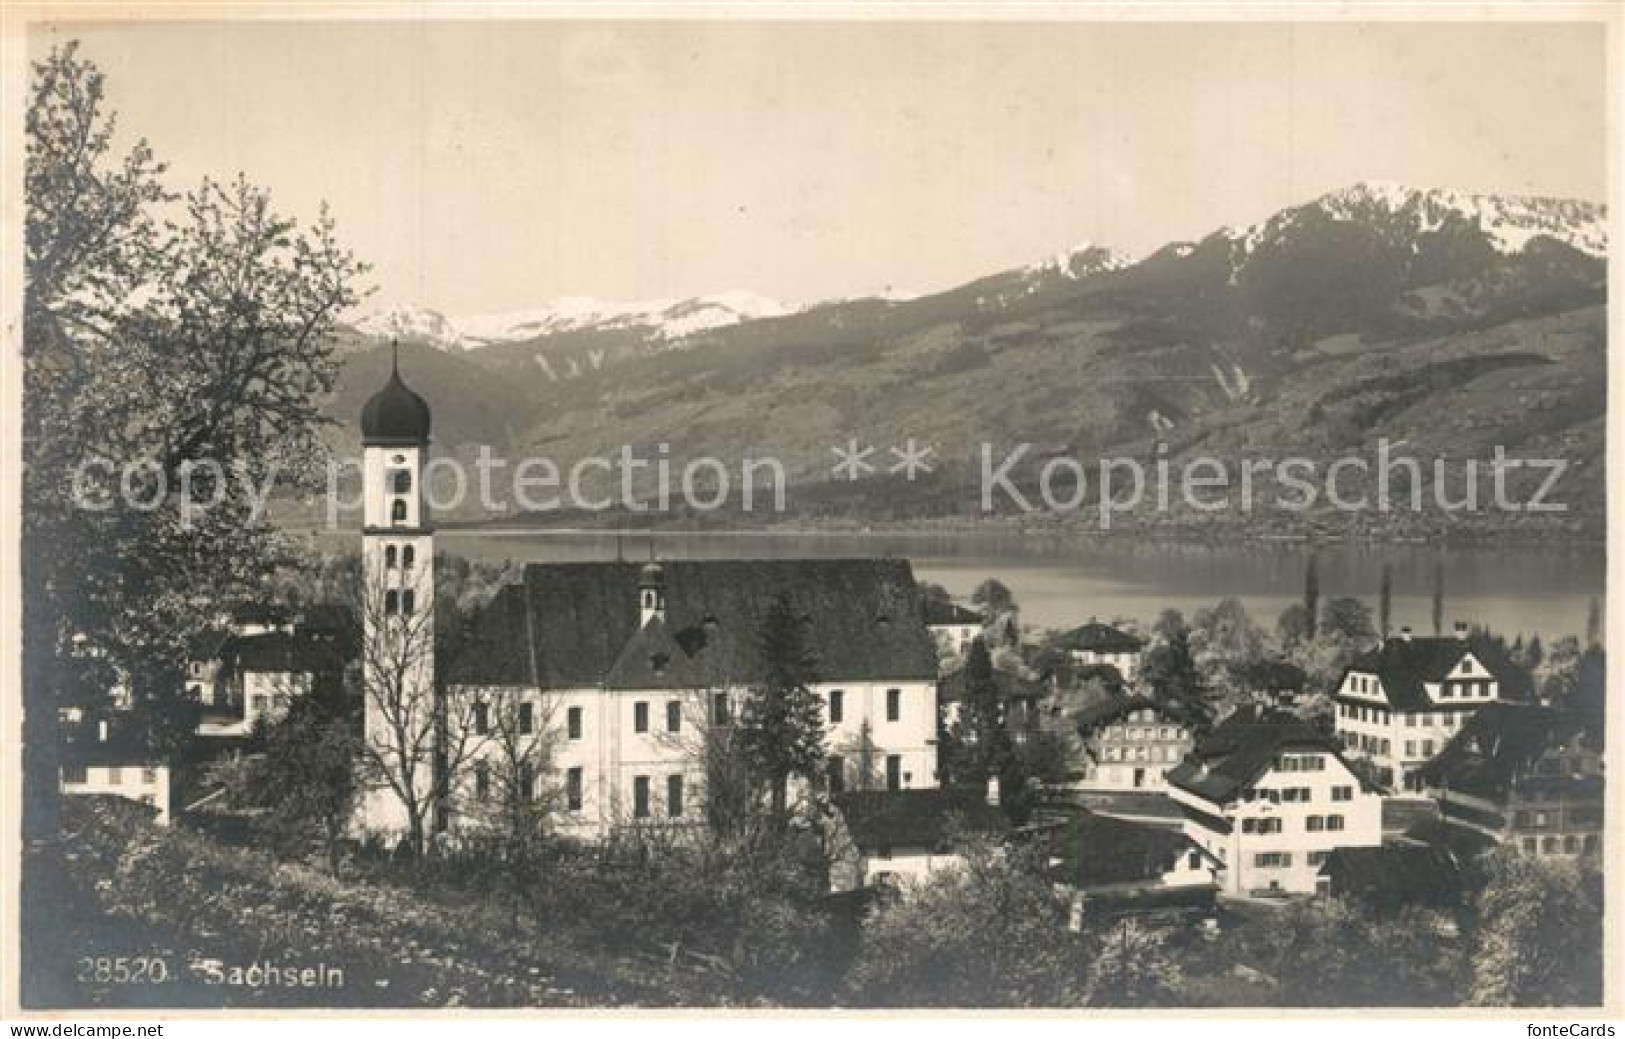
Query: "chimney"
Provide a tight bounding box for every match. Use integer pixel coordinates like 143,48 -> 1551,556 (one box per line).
986,775 -> 1001,807
1398,626 -> 1412,642
1454,620 -> 1469,638
97,718 -> 109,743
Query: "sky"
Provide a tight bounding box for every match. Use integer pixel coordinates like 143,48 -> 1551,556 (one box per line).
35,18 -> 1608,316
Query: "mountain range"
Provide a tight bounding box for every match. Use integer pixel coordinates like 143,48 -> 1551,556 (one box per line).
323,182 -> 1607,537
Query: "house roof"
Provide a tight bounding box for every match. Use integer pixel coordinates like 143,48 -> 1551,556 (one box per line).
1047,809 -> 1215,889
1400,817 -> 1500,861
1340,635 -> 1514,711
1412,702 -> 1599,801
1056,622 -> 1144,654
223,630 -> 344,675
833,788 -> 1009,850
923,599 -> 982,626
1236,658 -> 1308,693
61,732 -> 164,768
449,558 -> 941,690
1317,844 -> 1462,905
1074,693 -> 1206,733
1167,707 -> 1344,804
937,664 -> 1046,705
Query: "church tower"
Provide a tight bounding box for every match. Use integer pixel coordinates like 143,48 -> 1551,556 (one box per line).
357,344 -> 435,838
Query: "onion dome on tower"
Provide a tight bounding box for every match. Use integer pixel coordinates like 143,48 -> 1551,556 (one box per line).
360,342 -> 432,446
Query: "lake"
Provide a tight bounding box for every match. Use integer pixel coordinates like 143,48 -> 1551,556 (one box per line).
435,529 -> 1605,642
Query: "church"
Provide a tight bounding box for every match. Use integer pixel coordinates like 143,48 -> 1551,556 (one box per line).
355,355 -> 944,840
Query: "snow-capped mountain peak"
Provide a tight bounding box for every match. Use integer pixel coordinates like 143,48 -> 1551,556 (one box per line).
352,306 -> 469,349
1223,181 -> 1607,259
352,291 -> 793,350
1029,241 -> 1132,280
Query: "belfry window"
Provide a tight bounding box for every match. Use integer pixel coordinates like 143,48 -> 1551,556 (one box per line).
391,499 -> 407,522
391,469 -> 412,494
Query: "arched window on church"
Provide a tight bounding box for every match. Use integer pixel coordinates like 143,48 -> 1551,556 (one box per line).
402,545 -> 415,570
402,590 -> 415,616
391,499 -> 407,522
384,545 -> 397,569
392,469 -> 412,494
384,590 -> 399,616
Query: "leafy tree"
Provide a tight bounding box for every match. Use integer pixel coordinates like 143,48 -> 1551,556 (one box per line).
1320,597 -> 1377,645
1142,611 -> 1205,706
1276,603 -> 1313,649
1202,897 -> 1465,1006
1084,920 -> 1184,1007
1468,851 -> 1603,1006
22,43 -> 367,838
216,692 -> 358,875
1303,553 -> 1321,641
844,842 -> 1082,1007
946,639 -> 1013,796
970,578 -> 1016,617
1378,565 -> 1393,638
831,717 -> 882,792
1432,557 -> 1446,636
460,691 -> 565,931
738,592 -> 826,818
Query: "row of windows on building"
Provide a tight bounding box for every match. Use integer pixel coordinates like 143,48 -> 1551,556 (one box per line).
1103,725 -> 1187,742
62,765 -> 160,786
826,753 -> 905,793
1520,834 -> 1600,856
1239,813 -> 1347,834
1254,850 -> 1335,869
470,761 -> 591,813
1345,733 -> 1391,756
1513,808 -> 1604,829
468,688 -> 910,741
1339,704 -> 1469,726
1098,744 -> 1183,764
1241,785 -> 1355,804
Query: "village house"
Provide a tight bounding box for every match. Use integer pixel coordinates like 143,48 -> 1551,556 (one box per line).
188,614 -> 345,738
1412,702 -> 1603,860
1043,809 -> 1221,923
353,354 -> 945,841
59,722 -> 171,825
1165,707 -> 1383,896
1054,621 -> 1144,684
1332,626 -> 1515,792
828,786 -> 1009,890
923,599 -> 983,663
1072,695 -> 1203,792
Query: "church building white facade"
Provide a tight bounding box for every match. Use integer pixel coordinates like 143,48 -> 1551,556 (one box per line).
353,357 -> 943,841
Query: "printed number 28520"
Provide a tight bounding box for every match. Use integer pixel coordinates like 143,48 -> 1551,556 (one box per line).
76,956 -> 170,985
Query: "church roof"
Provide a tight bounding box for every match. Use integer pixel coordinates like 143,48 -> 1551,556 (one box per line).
447,558 -> 941,690
360,349 -> 432,445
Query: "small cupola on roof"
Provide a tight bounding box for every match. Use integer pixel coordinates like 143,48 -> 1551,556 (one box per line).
360,343 -> 432,446
639,559 -> 666,626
